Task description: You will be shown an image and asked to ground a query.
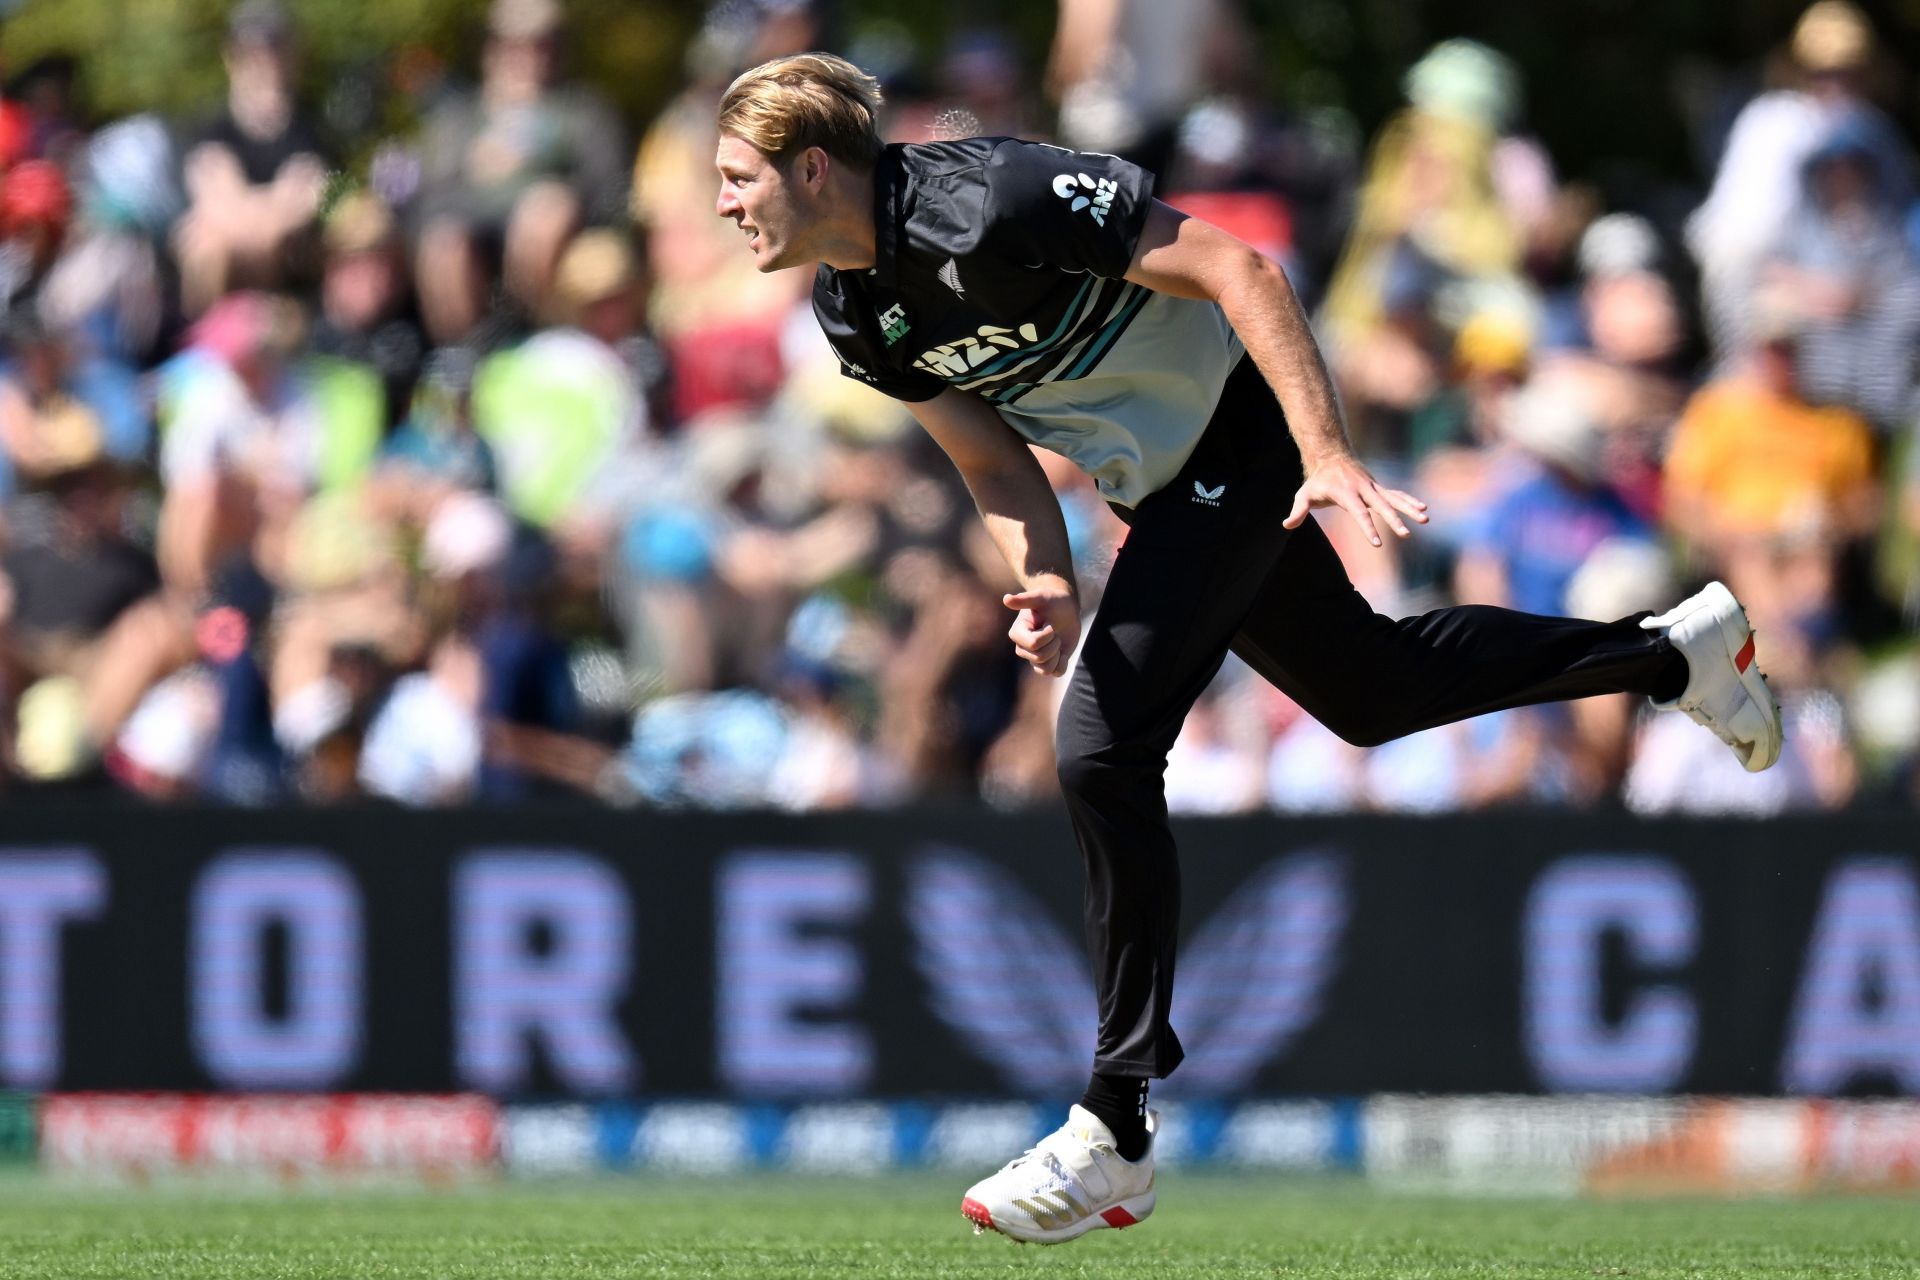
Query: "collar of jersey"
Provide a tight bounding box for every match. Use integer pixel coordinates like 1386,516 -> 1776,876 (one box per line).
866,144 -> 906,289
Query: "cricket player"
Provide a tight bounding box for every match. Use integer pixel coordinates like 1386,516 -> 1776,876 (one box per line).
714,53 -> 1781,1244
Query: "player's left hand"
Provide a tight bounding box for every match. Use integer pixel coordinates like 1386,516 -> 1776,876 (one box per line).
1284,453 -> 1429,548
1003,586 -> 1081,677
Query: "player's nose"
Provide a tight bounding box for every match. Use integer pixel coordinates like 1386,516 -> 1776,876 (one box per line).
715,185 -> 739,219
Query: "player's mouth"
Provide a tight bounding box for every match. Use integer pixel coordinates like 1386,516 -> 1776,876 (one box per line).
741,223 -> 760,250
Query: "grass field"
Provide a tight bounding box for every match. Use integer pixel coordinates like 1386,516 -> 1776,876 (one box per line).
0,1173 -> 1915,1279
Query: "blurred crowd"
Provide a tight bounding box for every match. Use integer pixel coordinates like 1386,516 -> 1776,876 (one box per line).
0,0 -> 1916,813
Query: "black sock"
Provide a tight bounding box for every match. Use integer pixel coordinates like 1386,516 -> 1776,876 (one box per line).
1651,640 -> 1689,703
1078,1070 -> 1150,1161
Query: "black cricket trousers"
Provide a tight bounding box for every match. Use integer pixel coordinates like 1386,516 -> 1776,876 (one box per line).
1055,355 -> 1685,1078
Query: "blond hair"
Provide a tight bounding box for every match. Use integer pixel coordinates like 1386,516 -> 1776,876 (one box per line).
718,53 -> 883,169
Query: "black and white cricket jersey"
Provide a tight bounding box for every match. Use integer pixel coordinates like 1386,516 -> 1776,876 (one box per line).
813,137 -> 1245,508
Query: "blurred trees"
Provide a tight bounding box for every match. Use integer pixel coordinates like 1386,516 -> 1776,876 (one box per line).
0,0 -> 694,150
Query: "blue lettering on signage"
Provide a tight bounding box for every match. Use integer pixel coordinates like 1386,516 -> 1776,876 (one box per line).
0,850 -> 104,1089
1524,856 -> 1697,1092
1782,858 -> 1920,1093
190,850 -> 364,1088
717,852 -> 871,1095
454,851 -> 636,1093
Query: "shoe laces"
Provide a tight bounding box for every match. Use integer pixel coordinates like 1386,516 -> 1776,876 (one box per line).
1002,1128 -> 1102,1189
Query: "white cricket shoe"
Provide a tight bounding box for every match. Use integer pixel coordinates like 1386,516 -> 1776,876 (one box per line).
1640,581 -> 1783,773
960,1105 -> 1156,1245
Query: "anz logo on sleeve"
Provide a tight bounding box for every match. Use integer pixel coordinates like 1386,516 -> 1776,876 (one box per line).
1053,172 -> 1118,226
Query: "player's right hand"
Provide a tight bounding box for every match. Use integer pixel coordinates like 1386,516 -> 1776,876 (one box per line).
1003,587 -> 1081,677
1284,453 -> 1429,548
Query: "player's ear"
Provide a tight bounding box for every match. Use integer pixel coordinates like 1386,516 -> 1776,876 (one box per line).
800,145 -> 831,192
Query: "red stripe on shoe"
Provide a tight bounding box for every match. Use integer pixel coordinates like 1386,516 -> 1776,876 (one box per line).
962,1198 -> 994,1228
1101,1206 -> 1139,1227
1734,633 -> 1756,673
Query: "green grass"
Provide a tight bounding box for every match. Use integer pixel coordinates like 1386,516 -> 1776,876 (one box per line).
0,1173 -> 1914,1279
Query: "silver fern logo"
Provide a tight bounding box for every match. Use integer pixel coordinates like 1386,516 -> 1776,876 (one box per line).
907,848 -> 1347,1094
938,258 -> 964,297
1192,481 -> 1225,506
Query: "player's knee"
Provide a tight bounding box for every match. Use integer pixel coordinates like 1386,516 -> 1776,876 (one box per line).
1320,709 -> 1401,749
1055,742 -> 1133,802
1054,746 -> 1099,800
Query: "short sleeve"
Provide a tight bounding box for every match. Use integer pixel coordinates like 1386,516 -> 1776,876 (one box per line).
810,277 -> 946,403
980,139 -> 1155,278
160,366 -> 249,485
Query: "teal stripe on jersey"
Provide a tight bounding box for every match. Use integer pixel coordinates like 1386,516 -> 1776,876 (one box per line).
967,278 -> 1135,395
1062,284 -> 1151,381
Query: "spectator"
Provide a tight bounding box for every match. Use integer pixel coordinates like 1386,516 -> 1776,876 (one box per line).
309,192 -> 427,431
1454,377 -> 1654,617
376,345 -> 498,510
0,455 -> 159,783
39,114 -> 177,370
765,658 -> 871,810
155,291 -> 365,598
171,1 -> 332,315
1362,711 -> 1563,812
358,629 -> 484,805
8,54 -> 87,167
1663,305 -> 1878,566
1535,214 -> 1690,522
1760,120 -> 1920,430
0,312 -> 145,498
1687,0 -> 1912,361
472,228 -> 648,535
1047,0 -> 1250,174
1322,40 -> 1532,458
630,2 -> 821,421
411,0 -> 628,344
0,160 -> 75,314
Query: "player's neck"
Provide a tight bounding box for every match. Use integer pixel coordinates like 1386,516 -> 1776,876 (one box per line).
812,170 -> 878,273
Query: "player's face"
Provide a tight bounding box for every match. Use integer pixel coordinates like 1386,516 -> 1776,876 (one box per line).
715,135 -> 810,272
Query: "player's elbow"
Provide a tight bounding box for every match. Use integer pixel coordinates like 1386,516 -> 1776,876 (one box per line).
1228,247 -> 1291,298
1202,246 -> 1296,320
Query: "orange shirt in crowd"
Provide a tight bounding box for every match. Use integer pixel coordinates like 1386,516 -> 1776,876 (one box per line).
1663,378 -> 1875,536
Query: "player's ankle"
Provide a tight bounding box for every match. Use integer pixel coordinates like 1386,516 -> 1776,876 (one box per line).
1079,1070 -> 1150,1161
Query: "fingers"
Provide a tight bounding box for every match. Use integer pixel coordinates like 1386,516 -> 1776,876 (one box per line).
1008,615 -> 1068,676
1343,494 -> 1383,547
1283,485 -> 1310,530
1009,621 -> 1053,653
1015,641 -> 1061,672
1013,635 -> 1062,674
1382,488 -> 1431,522
1343,479 -> 1431,544
1003,591 -> 1075,675
1368,488 -> 1411,540
1008,612 -> 1054,649
1365,485 -> 1431,539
